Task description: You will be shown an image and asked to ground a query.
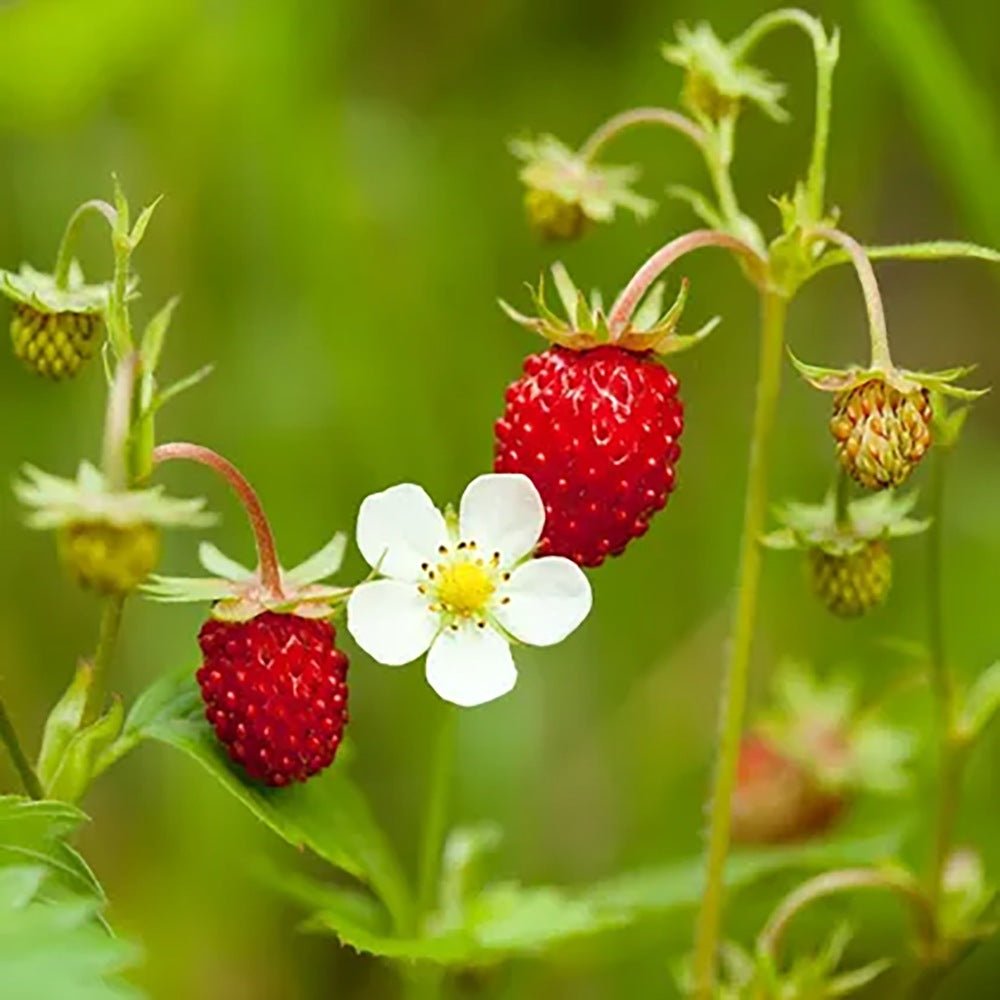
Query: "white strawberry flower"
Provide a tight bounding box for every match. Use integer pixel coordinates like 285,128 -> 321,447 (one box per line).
347,473 -> 592,707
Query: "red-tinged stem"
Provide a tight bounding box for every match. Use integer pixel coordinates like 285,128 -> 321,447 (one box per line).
577,106 -> 707,161
608,230 -> 768,334
152,443 -> 283,596
809,226 -> 892,369
757,867 -> 936,963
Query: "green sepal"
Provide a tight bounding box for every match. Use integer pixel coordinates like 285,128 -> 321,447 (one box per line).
662,21 -> 788,123
665,184 -> 724,229
139,296 -> 178,374
757,664 -> 914,794
509,134 -> 654,224
0,262 -> 111,316
931,392 -> 970,449
145,533 -> 351,621
45,697 -> 124,803
501,263 -> 717,355
762,489 -> 929,556
790,350 -> 988,400
15,461 -> 213,531
36,663 -> 93,788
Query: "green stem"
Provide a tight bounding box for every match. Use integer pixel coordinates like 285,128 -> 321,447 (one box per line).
834,464 -> 851,529
52,199 -> 117,290
0,695 -> 44,798
577,106 -> 706,160
925,446 -> 963,921
810,226 -> 893,369
729,9 -> 838,221
82,595 -> 126,725
692,290 -> 788,997
416,705 -> 458,926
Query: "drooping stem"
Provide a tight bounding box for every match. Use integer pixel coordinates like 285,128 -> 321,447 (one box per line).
415,705 -> 458,926
82,595 -> 126,725
0,695 -> 44,798
578,106 -> 707,161
692,291 -> 788,997
924,444 -> 963,920
730,9 -> 838,221
152,443 -> 283,596
608,230 -> 767,334
810,227 -> 892,369
52,199 -> 117,290
757,867 -> 935,963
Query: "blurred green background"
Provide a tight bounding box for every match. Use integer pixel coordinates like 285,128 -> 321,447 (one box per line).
0,0 -> 998,996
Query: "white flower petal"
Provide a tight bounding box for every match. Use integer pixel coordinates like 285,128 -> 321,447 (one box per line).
356,483 -> 449,580
425,625 -> 517,707
458,473 -> 545,567
347,580 -> 439,665
493,556 -> 592,646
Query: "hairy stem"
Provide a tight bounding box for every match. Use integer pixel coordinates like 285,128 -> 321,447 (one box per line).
730,9 -> 838,220
53,199 -> 117,290
101,354 -> 139,491
578,106 -> 706,160
757,867 -> 935,963
82,595 -> 126,725
834,464 -> 851,529
925,445 -> 963,921
810,227 -> 892,369
608,230 -> 767,334
0,695 -> 44,798
692,291 -> 788,997
152,443 -> 283,596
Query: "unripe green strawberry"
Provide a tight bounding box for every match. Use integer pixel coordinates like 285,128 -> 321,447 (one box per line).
806,539 -> 892,618
831,379 -> 932,490
58,521 -> 160,594
10,304 -> 103,380
16,462 -> 211,596
523,188 -> 588,242
2,264 -> 109,380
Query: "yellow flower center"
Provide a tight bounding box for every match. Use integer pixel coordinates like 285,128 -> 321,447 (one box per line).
435,560 -> 495,616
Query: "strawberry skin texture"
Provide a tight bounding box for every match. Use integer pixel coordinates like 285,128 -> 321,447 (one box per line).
494,346 -> 684,567
197,612 -> 349,787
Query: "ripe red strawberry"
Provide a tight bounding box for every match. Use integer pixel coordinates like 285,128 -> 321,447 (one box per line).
730,733 -> 845,846
197,612 -> 349,787
494,345 -> 683,567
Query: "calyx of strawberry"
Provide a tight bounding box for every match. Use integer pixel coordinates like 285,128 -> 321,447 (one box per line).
791,354 -> 987,402
0,262 -> 112,317
500,262 -> 719,355
509,135 -> 654,232
756,664 -> 913,796
763,489 -> 928,558
145,534 -> 349,621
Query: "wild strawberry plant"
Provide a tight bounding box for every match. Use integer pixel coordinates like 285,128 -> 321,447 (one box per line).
1,8 -> 999,999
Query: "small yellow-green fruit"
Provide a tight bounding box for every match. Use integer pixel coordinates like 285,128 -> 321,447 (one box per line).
58,521 -> 161,594
831,379 -> 932,491
10,304 -> 102,380
681,68 -> 740,122
523,187 -> 588,242
807,540 -> 892,618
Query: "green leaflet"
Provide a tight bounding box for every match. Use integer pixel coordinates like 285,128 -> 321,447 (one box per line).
115,666 -> 413,932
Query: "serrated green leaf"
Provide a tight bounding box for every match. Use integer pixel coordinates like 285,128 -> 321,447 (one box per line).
0,797 -> 107,914
120,669 -> 412,933
961,662 -> 1000,739
0,866 -> 141,1000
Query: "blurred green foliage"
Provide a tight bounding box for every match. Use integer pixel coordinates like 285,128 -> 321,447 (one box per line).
0,0 -> 997,996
